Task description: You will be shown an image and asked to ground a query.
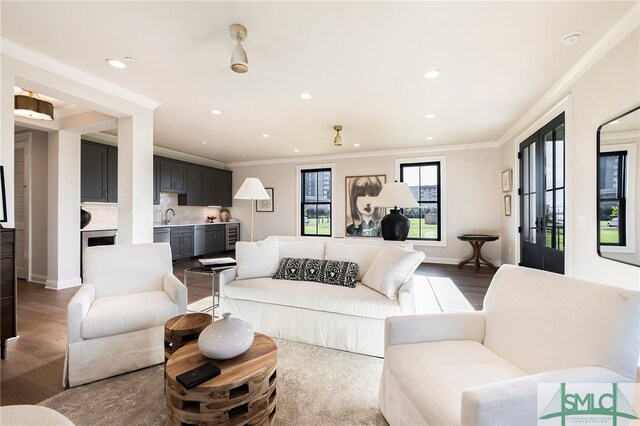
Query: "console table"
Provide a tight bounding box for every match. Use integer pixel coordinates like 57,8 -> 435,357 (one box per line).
457,234 -> 499,273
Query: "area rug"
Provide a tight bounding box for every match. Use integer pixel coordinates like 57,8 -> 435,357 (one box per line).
39,338 -> 388,426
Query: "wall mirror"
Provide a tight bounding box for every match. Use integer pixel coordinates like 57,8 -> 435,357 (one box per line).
597,106 -> 640,267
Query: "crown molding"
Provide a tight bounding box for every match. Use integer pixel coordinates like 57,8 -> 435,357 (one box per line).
153,146 -> 229,170
228,141 -> 499,167
498,2 -> 640,146
1,38 -> 162,111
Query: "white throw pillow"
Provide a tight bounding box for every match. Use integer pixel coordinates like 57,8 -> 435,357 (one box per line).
325,241 -> 382,281
235,238 -> 280,280
362,244 -> 425,299
278,240 -> 325,260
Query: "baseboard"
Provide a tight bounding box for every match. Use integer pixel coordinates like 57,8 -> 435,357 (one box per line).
30,274 -> 47,284
46,277 -> 82,290
422,257 -> 502,267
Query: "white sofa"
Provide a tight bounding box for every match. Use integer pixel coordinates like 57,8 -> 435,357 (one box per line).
219,236 -> 425,357
65,243 -> 187,387
379,264 -> 640,425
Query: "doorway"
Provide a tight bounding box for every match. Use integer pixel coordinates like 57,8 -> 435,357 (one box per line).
14,133 -> 30,280
519,113 -> 565,274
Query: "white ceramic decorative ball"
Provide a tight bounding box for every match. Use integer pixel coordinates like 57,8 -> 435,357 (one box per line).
198,312 -> 254,359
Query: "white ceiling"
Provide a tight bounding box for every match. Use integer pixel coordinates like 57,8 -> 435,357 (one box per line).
1,1 -> 634,163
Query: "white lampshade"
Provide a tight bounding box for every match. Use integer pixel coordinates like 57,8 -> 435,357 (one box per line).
373,182 -> 419,208
234,177 -> 270,200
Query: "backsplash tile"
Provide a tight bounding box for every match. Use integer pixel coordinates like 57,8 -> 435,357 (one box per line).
82,193 -> 225,229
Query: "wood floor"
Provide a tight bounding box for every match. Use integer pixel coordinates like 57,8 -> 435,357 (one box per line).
0,261 -> 492,406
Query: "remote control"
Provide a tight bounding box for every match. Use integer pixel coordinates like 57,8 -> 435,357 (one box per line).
176,363 -> 221,389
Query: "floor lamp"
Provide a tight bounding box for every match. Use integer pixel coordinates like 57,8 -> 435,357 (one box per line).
234,177 -> 270,242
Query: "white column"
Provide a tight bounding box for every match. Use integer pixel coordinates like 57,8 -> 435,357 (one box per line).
46,130 -> 81,289
117,111 -> 153,244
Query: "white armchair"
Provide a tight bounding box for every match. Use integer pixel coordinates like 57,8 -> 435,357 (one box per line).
65,243 -> 187,387
379,265 -> 640,425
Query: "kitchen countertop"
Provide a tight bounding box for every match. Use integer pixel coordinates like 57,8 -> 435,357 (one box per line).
82,221 -> 240,232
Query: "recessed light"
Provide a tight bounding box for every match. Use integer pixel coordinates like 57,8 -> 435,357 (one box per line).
425,113 -> 436,119
262,134 -> 270,138
424,69 -> 441,79
300,93 -> 312,100
241,154 -> 246,157
105,58 -> 126,69
293,149 -> 300,153
610,120 -> 620,124
426,136 -> 434,140
210,109 -> 222,115
353,143 -> 360,147
201,141 -> 208,145
561,32 -> 582,46
124,56 -> 135,62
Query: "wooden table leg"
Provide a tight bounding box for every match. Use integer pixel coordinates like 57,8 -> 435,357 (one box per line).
458,241 -> 476,269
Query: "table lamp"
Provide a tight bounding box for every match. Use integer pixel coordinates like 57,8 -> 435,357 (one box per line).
372,181 -> 419,241
234,177 -> 270,242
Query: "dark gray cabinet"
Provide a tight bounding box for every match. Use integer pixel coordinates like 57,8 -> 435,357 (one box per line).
170,226 -> 194,260
205,225 -> 225,254
178,165 -> 233,207
159,158 -> 187,193
81,141 -> 117,203
153,157 -> 160,205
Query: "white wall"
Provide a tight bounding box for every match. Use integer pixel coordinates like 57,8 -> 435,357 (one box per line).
232,146 -> 503,265
500,27 -> 640,289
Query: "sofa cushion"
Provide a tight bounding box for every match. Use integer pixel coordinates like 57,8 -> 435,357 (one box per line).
362,244 -> 425,299
224,277 -> 404,319
273,257 -> 358,288
278,240 -> 325,260
385,340 -> 526,425
81,291 -> 179,339
236,238 -> 280,279
325,241 -> 382,280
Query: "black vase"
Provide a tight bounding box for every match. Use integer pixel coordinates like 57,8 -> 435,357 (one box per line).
381,209 -> 410,241
80,208 -> 92,229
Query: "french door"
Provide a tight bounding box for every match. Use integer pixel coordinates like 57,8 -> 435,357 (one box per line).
519,113 -> 565,274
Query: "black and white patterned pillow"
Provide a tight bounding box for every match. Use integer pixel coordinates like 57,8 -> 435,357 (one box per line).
273,258 -> 358,288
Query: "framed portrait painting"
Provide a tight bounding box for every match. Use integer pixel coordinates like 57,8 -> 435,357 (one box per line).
256,187 -> 274,212
345,175 -> 386,237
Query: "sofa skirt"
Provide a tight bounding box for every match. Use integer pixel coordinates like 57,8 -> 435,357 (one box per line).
221,297 -> 385,357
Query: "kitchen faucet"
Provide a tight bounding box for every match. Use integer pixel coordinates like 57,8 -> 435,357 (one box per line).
164,208 -> 176,225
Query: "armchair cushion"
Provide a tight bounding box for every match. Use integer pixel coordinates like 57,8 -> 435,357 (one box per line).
385,340 -> 526,425
81,291 -> 178,339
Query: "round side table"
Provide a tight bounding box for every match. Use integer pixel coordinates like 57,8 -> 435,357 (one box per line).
165,333 -> 277,426
164,313 -> 212,363
457,234 -> 500,273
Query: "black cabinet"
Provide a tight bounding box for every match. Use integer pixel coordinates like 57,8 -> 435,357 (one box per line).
159,158 -> 187,193
217,170 -> 233,207
178,166 -> 233,207
180,164 -> 205,205
153,157 -> 160,205
203,168 -> 218,206
81,141 -> 118,203
170,226 -> 194,260
205,225 -> 225,254
1,229 -> 16,359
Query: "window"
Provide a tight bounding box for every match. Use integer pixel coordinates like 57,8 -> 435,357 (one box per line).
301,168 -> 332,236
599,151 -> 627,246
399,161 -> 442,241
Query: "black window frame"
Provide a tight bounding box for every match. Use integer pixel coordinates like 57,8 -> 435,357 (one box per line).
399,161 -> 442,241
598,150 -> 627,247
301,168 -> 332,237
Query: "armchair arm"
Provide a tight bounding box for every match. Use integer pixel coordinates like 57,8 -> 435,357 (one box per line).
218,267 -> 238,297
461,366 -> 634,426
385,311 -> 485,350
164,273 -> 187,314
67,283 -> 96,344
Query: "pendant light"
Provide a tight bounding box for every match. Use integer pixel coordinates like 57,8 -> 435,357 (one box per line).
230,24 -> 249,74
14,90 -> 54,121
334,125 -> 343,146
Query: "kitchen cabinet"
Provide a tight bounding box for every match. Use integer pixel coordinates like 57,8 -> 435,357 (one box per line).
170,226 -> 194,260
205,225 -> 225,254
81,141 -> 118,203
159,158 -> 187,193
1,229 -> 16,359
153,157 -> 160,205
178,166 -> 233,207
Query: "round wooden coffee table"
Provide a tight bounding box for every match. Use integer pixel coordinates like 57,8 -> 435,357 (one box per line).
164,313 -> 212,362
165,333 -> 277,426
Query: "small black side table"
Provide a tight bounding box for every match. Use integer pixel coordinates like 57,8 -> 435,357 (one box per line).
457,234 -> 499,273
